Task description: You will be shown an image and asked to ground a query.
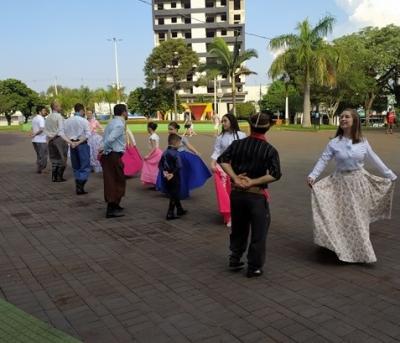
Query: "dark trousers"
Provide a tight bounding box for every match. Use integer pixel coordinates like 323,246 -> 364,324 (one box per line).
32,142 -> 48,171
230,190 -> 271,270
166,173 -> 182,213
70,143 -> 91,182
101,152 -> 126,205
48,136 -> 68,168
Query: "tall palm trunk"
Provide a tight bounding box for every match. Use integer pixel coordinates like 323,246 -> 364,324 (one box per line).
302,71 -> 311,127
231,74 -> 236,117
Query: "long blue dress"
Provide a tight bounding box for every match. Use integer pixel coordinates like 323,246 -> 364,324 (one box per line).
156,136 -> 211,199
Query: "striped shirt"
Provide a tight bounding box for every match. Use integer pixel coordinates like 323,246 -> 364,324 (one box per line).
217,136 -> 282,188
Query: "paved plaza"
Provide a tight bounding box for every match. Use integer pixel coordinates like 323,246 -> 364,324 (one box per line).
0,129 -> 399,343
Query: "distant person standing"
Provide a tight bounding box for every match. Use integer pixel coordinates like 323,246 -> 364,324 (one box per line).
212,111 -> 220,136
386,108 -> 396,134
86,109 -> 103,173
44,101 -> 73,182
64,104 -> 91,195
100,104 -> 128,218
31,105 -> 48,173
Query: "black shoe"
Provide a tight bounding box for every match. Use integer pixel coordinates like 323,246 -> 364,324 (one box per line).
106,211 -> 125,218
246,269 -> 263,278
115,205 -> 124,211
56,167 -> 67,182
177,209 -> 187,216
51,166 -> 58,182
76,180 -> 88,195
229,260 -> 245,271
166,213 -> 179,220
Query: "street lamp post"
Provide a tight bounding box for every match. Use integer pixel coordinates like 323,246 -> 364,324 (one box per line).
108,37 -> 122,100
283,73 -> 290,125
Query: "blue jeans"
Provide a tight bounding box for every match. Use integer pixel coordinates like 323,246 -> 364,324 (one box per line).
70,143 -> 91,181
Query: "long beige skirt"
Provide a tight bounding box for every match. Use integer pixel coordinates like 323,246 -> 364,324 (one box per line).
311,169 -> 395,263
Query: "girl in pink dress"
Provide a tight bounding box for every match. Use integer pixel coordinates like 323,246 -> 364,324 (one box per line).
86,110 -> 103,173
210,114 -> 246,227
140,122 -> 163,186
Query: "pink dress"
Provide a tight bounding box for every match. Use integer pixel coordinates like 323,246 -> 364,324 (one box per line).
140,133 -> 163,185
211,131 -> 247,224
122,129 -> 143,177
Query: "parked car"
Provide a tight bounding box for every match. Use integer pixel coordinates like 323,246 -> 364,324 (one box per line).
128,113 -> 146,120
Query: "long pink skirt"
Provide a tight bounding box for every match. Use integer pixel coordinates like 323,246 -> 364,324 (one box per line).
140,148 -> 163,185
122,146 -> 143,177
214,165 -> 231,223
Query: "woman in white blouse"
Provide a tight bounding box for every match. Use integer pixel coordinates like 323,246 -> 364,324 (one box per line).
308,108 -> 397,263
211,114 -> 247,227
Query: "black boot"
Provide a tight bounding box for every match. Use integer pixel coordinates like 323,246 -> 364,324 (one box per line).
176,201 -> 187,217
51,166 -> 58,182
56,166 -> 67,182
166,199 -> 179,220
106,203 -> 124,218
76,180 -> 88,195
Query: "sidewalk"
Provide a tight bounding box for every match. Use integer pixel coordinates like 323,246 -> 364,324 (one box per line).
0,130 -> 399,342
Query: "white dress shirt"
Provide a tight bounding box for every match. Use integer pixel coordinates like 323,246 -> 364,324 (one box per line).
31,115 -> 47,143
309,136 -> 397,181
64,114 -> 91,140
44,111 -> 65,138
149,132 -> 160,148
211,131 -> 247,160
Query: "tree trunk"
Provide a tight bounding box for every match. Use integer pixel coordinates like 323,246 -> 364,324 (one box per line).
364,93 -> 375,126
173,87 -> 177,121
231,75 -> 236,117
302,78 -> 311,127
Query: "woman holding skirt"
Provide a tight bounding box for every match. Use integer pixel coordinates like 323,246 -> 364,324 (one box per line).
140,122 -> 163,186
308,109 -> 397,263
210,114 -> 246,227
157,121 -> 211,199
87,110 -> 103,173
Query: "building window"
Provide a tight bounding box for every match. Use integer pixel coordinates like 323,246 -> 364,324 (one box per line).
234,29 -> 241,36
157,3 -> 163,10
182,0 -> 190,8
234,0 -> 240,10
234,14 -> 241,22
205,1 -> 214,8
171,31 -> 178,38
220,14 -> 227,21
185,31 -> 192,39
221,0 -> 226,5
206,16 -> 214,23
158,18 -> 164,25
171,2 -> 177,8
187,43 -> 192,49
206,29 -> 215,38
171,17 -> 177,23
207,86 -> 215,93
184,16 -> 191,24
159,32 -> 165,39
221,29 -> 227,36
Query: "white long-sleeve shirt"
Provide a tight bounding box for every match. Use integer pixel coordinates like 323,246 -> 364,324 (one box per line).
64,115 -> 91,140
308,136 -> 397,181
211,131 -> 247,160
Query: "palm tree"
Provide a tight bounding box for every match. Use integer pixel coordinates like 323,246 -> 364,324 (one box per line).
269,16 -> 336,127
201,37 -> 258,116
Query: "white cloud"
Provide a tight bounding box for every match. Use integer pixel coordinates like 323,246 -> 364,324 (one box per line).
336,0 -> 400,28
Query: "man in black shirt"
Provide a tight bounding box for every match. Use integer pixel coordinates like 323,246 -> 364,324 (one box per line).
218,112 -> 282,277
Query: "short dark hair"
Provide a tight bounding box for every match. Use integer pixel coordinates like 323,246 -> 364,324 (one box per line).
168,121 -> 181,130
249,111 -> 274,134
74,103 -> 84,113
147,122 -> 158,131
36,105 -> 45,113
114,104 -> 127,116
168,133 -> 182,145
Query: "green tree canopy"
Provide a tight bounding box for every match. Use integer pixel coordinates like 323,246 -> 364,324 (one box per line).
0,79 -> 41,125
269,15 -> 338,127
200,37 -> 258,116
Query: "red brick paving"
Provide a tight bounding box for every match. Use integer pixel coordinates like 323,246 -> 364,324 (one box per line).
0,129 -> 399,342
